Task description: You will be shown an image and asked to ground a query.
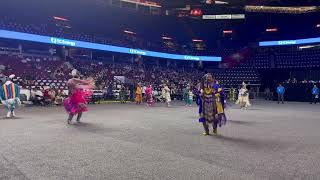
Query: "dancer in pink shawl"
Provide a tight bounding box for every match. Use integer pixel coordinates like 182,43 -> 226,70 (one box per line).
64,70 -> 95,124
145,85 -> 154,106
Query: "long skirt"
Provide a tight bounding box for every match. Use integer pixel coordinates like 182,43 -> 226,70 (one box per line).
237,95 -> 251,108
146,94 -> 154,105
164,93 -> 171,103
64,89 -> 88,115
135,94 -> 142,103
202,98 -> 216,123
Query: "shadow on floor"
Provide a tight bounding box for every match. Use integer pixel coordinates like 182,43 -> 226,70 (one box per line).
210,134 -> 285,151
228,120 -> 260,126
0,117 -> 24,120
67,122 -> 119,134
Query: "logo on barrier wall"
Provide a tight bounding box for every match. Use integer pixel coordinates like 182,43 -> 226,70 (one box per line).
50,37 -> 76,46
278,40 -> 296,45
184,56 -> 200,61
51,38 -> 57,44
129,49 -> 146,55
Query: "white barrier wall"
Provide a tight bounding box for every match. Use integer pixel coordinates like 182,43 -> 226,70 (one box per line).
19,88 -> 69,101
20,89 -> 31,101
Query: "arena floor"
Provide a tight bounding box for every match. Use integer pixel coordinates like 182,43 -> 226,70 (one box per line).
0,101 -> 320,180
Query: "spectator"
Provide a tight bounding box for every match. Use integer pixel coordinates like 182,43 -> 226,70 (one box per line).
32,87 -> 45,105
54,89 -> 65,105
264,87 -> 271,100
276,84 -> 285,104
43,87 -> 55,105
126,87 -> 131,101
292,78 -> 297,83
119,85 -> 127,104
311,84 -> 319,104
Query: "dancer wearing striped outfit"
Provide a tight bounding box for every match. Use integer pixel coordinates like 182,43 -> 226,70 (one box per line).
0,75 -> 21,118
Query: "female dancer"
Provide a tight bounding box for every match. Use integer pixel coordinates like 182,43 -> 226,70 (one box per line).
135,83 -> 142,105
162,84 -> 171,107
145,84 -> 154,106
183,86 -> 189,106
236,82 -> 251,110
187,89 -> 194,106
214,87 -> 227,128
119,85 -> 127,104
196,83 -> 202,118
64,70 -> 95,124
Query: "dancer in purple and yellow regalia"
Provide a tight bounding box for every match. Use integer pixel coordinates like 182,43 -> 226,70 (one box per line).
63,70 -> 95,124
214,86 -> 227,128
0,75 -> 21,118
198,73 -> 226,135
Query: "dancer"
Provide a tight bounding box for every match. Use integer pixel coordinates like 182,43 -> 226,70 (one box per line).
195,83 -> 202,117
183,85 -> 189,106
199,73 -> 220,135
0,74 -> 21,118
215,87 -> 227,127
229,87 -> 236,102
236,82 -> 251,110
119,85 -> 126,104
162,84 -> 171,107
145,84 -> 154,106
187,89 -> 193,106
135,83 -> 142,105
64,70 -> 94,124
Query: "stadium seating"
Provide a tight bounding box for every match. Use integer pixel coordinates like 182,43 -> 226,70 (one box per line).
0,52 -> 261,90
244,46 -> 320,69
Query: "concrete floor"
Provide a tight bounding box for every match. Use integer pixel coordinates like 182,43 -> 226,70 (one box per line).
0,101 -> 320,180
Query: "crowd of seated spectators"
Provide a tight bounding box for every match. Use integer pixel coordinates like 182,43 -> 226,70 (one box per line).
0,50 -> 262,103
29,86 -> 67,106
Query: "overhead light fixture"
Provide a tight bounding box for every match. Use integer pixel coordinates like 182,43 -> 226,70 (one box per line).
124,30 -> 136,35
223,30 -> 233,34
53,16 -> 69,21
190,9 -> 203,16
299,45 -> 314,49
120,0 -> 161,8
214,1 -> 229,4
192,39 -> 203,42
162,36 -> 172,40
266,28 -> 278,32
